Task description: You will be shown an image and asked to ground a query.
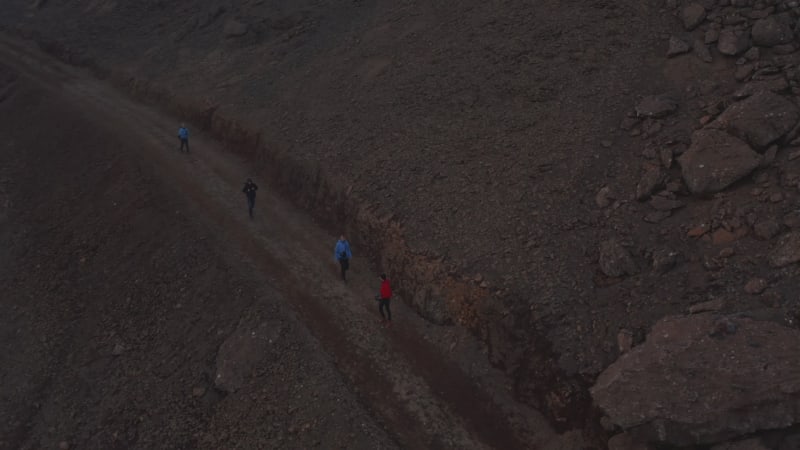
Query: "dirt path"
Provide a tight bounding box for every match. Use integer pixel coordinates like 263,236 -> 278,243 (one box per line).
0,38 -> 575,449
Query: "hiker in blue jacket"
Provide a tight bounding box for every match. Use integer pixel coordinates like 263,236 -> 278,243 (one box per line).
178,124 -> 190,153
334,235 -> 352,282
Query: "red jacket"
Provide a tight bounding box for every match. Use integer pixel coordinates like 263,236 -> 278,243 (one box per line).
380,279 -> 392,299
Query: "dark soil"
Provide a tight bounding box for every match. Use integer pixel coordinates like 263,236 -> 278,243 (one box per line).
3,0 -> 800,448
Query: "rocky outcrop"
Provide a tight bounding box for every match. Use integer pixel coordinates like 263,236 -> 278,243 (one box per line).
710,91 -> 799,151
592,313 -> 800,447
678,129 -> 761,194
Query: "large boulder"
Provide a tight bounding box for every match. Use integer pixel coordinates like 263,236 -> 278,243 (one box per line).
710,91 -> 799,150
751,16 -> 794,47
592,313 -> 800,447
678,129 -> 761,194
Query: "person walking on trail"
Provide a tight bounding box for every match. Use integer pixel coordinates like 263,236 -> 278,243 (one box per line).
242,178 -> 258,218
378,273 -> 392,327
178,124 -> 190,153
334,235 -> 352,282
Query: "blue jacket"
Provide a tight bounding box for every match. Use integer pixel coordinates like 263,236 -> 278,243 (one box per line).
334,240 -> 352,261
178,127 -> 189,139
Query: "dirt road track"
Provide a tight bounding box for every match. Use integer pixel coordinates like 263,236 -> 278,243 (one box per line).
0,37 -> 585,449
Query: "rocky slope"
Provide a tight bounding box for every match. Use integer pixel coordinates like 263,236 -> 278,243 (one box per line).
3,0 -> 800,447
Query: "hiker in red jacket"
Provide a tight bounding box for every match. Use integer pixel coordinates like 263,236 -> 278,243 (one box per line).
378,273 -> 392,327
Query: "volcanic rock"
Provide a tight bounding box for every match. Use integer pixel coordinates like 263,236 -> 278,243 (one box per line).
592,313 -> 800,446
678,129 -> 761,194
744,278 -> 767,295
769,231 -> 800,267
681,4 -> 706,31
636,167 -> 665,200
667,35 -> 693,57
710,90 -> 799,150
599,239 -> 638,278
751,16 -> 793,47
635,95 -> 677,119
717,29 -> 750,56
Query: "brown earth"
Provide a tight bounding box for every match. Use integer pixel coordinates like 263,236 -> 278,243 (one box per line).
3,0 -> 800,448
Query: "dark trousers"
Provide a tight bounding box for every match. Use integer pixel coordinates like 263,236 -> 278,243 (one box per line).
379,298 -> 391,321
179,138 -> 190,152
246,195 -> 255,217
338,258 -> 349,281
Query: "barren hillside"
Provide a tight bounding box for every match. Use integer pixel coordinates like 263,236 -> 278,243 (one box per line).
3,0 -> 800,448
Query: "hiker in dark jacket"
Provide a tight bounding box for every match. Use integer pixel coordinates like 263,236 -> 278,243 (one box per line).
178,124 -> 190,152
378,273 -> 392,327
242,178 -> 258,218
334,235 -> 352,282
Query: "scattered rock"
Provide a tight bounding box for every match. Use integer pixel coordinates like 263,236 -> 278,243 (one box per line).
620,116 -> 641,131
742,47 -> 760,62
769,192 -> 783,203
751,16 -> 794,47
112,343 -> 124,356
761,145 -> 777,167
192,386 -> 206,397
689,298 -> 724,314
678,129 -> 761,194
596,186 -> 614,208
733,77 -> 790,100
599,239 -> 638,278
649,194 -> 684,211
592,313 -> 800,446
223,19 -> 249,37
635,95 -> 678,119
754,220 -> 780,240
769,232 -> 800,267
636,167 -> 664,200
717,29 -> 751,56
667,35 -> 693,57
681,4 -> 707,31
744,278 -> 767,295
734,64 -> 754,82
783,211 -> 800,228
659,148 -> 673,169
705,27 -> 720,44
694,42 -> 713,63
601,139 -> 612,148
687,224 -> 709,237
712,227 -> 747,245
719,247 -> 735,258
643,210 -> 671,223
652,248 -> 680,274
58,442 -> 69,450
711,90 -> 800,150
617,329 -> 633,354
